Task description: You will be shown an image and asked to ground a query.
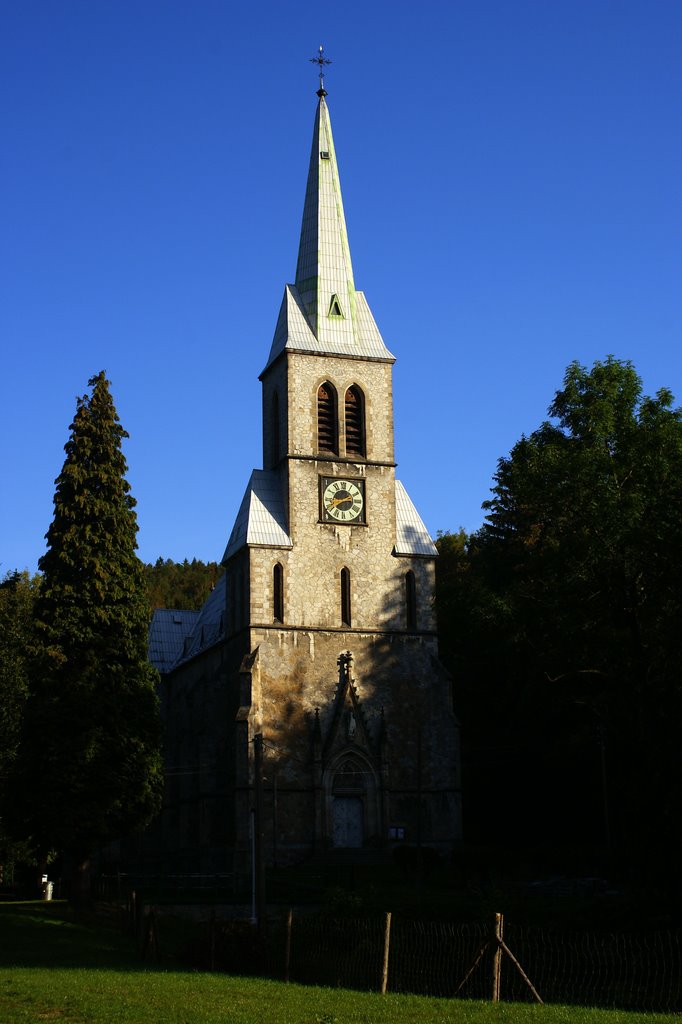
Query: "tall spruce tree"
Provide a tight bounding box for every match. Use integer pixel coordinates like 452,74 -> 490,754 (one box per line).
8,372 -> 162,895
0,571 -> 40,874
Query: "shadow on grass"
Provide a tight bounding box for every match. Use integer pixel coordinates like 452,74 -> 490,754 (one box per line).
0,901 -> 167,972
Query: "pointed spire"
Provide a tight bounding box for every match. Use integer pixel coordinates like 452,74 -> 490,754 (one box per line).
295,93 -> 357,346
261,67 -> 394,373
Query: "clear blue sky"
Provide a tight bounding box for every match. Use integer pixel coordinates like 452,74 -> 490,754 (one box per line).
2,1 -> 680,574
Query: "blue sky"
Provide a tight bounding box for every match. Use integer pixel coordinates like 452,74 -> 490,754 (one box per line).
2,0 -> 681,574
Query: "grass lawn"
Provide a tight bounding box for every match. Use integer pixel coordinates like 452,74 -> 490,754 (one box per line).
0,902 -> 677,1024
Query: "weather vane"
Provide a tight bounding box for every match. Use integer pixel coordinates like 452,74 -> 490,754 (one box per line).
310,44 -> 331,96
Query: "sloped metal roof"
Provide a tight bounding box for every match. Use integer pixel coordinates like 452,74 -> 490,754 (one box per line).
171,573 -> 226,667
223,469 -> 293,562
262,96 -> 394,373
264,284 -> 393,370
394,480 -> 438,557
148,608 -> 200,673
148,576 -> 227,673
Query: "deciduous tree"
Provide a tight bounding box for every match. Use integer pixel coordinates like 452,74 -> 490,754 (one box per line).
441,358 -> 682,880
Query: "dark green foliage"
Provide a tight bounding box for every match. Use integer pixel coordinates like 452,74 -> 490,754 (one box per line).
0,572 -> 39,778
0,571 -> 41,872
5,373 -> 162,865
438,358 -> 682,881
143,557 -> 223,612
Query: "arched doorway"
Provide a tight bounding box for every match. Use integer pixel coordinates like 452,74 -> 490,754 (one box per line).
328,755 -> 377,848
332,796 -> 364,847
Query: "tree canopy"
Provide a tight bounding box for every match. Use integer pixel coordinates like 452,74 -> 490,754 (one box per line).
0,571 -> 40,872
0,572 -> 38,779
143,557 -> 223,612
5,373 -> 162,881
438,358 -> 682,880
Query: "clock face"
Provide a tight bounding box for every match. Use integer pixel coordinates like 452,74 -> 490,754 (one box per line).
322,477 -> 365,523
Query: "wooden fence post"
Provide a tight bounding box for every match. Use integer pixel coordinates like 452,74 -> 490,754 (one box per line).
130,890 -> 138,937
492,912 -> 503,1002
380,912 -> 392,995
284,908 -> 293,983
142,906 -> 159,962
208,909 -> 216,971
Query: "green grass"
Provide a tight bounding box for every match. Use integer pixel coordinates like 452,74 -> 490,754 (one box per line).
0,902 -> 677,1024
0,968 -> 678,1024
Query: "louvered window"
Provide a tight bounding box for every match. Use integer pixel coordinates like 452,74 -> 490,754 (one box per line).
341,567 -> 351,627
405,570 -> 417,630
345,386 -> 365,458
317,382 -> 338,454
273,563 -> 284,623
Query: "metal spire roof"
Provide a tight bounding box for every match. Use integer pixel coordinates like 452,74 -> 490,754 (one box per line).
295,95 -> 355,339
263,91 -> 393,372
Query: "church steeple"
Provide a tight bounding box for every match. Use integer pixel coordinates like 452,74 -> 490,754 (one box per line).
295,94 -> 356,345
263,80 -> 393,372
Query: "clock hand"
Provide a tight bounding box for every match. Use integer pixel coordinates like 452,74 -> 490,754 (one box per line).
327,494 -> 352,509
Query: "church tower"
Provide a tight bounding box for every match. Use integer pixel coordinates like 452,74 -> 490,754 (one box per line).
150,67 -> 461,871
220,72 -> 461,861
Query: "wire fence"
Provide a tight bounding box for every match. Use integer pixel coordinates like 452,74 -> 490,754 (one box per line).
104,877 -> 682,1013
273,913 -> 682,1011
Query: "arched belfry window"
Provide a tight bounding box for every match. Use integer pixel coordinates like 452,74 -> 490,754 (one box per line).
405,570 -> 417,630
345,385 -> 366,458
271,391 -> 280,466
341,567 -> 352,627
317,382 -> 338,454
273,562 -> 284,623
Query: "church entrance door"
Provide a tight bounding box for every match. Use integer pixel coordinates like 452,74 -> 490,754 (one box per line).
332,796 -> 364,848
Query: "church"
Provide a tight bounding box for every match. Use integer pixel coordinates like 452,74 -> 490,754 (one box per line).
148,67 -> 462,874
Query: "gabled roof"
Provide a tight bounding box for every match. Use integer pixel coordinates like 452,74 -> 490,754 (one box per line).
148,608 -> 200,673
264,284 -> 392,369
261,96 -> 393,373
172,573 -> 226,667
394,480 -> 438,557
223,469 -> 293,562
149,575 -> 227,674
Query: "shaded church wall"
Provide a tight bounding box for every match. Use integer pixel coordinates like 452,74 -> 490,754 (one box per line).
153,626 -> 250,875
240,628 -> 461,862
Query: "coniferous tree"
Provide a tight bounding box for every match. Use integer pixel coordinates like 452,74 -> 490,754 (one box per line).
143,557 -> 223,611
0,571 -> 40,875
7,373 -> 162,897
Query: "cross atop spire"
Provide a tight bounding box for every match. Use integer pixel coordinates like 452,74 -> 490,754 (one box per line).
310,44 -> 331,96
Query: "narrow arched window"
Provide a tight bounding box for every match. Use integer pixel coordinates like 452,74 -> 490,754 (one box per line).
341,567 -> 351,627
242,569 -> 249,628
345,385 -> 365,458
228,571 -> 236,634
317,382 -> 338,454
273,563 -> 284,623
271,391 -> 280,466
235,569 -> 243,628
405,570 -> 417,630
